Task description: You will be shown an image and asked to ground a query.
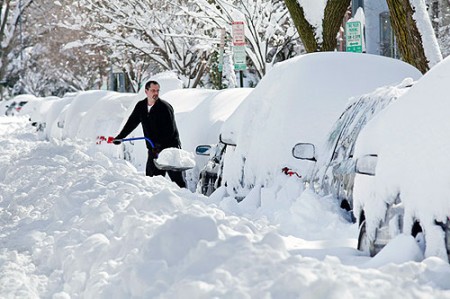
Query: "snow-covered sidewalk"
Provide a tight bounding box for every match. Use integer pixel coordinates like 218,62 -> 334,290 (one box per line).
1,117 -> 449,298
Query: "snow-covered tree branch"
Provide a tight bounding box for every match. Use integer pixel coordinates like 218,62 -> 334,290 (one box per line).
190,0 -> 302,79
71,0 -> 217,87
0,0 -> 33,85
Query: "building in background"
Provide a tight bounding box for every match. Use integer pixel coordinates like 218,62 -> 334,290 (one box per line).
350,0 -> 448,58
351,0 -> 397,58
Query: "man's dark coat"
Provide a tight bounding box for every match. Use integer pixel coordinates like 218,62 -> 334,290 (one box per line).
116,98 -> 181,150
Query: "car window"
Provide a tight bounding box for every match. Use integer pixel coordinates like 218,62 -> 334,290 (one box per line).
329,93 -> 397,166
311,87 -> 407,196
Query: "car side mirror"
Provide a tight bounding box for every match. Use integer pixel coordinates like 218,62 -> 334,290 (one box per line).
196,145 -> 212,156
219,133 -> 236,146
355,154 -> 378,176
292,143 -> 316,162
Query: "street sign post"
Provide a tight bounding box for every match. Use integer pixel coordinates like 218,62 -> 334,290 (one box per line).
345,21 -> 363,53
218,28 -> 225,72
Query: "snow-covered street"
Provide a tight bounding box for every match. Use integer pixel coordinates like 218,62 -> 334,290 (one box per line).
1,0 -> 450,296
1,116 -> 450,298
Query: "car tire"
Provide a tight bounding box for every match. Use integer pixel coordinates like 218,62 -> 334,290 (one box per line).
411,222 -> 426,254
357,220 -> 375,256
196,174 -> 207,195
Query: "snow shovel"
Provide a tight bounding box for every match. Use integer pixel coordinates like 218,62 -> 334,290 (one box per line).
97,135 -> 195,171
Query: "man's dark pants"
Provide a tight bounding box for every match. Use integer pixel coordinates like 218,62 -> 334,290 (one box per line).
146,150 -> 186,188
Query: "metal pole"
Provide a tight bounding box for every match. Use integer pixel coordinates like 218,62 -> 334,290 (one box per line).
19,0 -> 23,71
219,28 -> 225,89
240,70 -> 243,87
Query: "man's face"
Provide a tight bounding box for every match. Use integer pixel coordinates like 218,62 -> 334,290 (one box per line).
146,83 -> 160,101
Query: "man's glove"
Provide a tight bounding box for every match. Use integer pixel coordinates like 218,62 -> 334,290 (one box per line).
112,138 -> 122,145
151,145 -> 162,157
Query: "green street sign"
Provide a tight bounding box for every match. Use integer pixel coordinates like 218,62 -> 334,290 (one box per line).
345,21 -> 363,53
233,45 -> 247,70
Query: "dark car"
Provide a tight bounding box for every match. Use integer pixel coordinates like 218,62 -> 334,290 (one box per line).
291,81 -> 413,222
195,136 -> 235,196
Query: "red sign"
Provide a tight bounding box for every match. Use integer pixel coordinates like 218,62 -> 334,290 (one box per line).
232,21 -> 246,46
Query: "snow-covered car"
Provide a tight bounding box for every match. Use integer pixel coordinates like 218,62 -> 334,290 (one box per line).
291,79 -> 417,221
21,96 -> 61,132
353,55 -> 450,262
217,52 -> 422,203
5,100 -> 26,115
4,94 -> 37,116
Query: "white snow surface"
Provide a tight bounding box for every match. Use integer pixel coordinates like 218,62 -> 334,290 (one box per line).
1,116 -> 450,298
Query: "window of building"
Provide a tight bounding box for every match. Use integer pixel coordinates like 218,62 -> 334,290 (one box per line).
379,11 -> 398,58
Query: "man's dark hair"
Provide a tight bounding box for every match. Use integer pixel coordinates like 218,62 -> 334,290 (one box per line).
145,80 -> 159,90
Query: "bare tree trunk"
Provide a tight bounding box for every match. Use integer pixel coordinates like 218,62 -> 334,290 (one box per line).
323,0 -> 352,50
285,0 -> 351,52
284,0 -> 317,52
386,0 -> 430,73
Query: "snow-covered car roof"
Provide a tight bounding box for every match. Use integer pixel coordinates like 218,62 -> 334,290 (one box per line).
166,88 -> 253,152
61,90 -> 115,139
23,96 -> 60,123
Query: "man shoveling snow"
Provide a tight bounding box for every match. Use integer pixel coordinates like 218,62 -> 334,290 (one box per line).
113,80 -> 187,188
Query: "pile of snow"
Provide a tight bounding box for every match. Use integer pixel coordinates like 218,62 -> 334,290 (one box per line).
1,117 -> 450,297
156,148 -> 196,170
